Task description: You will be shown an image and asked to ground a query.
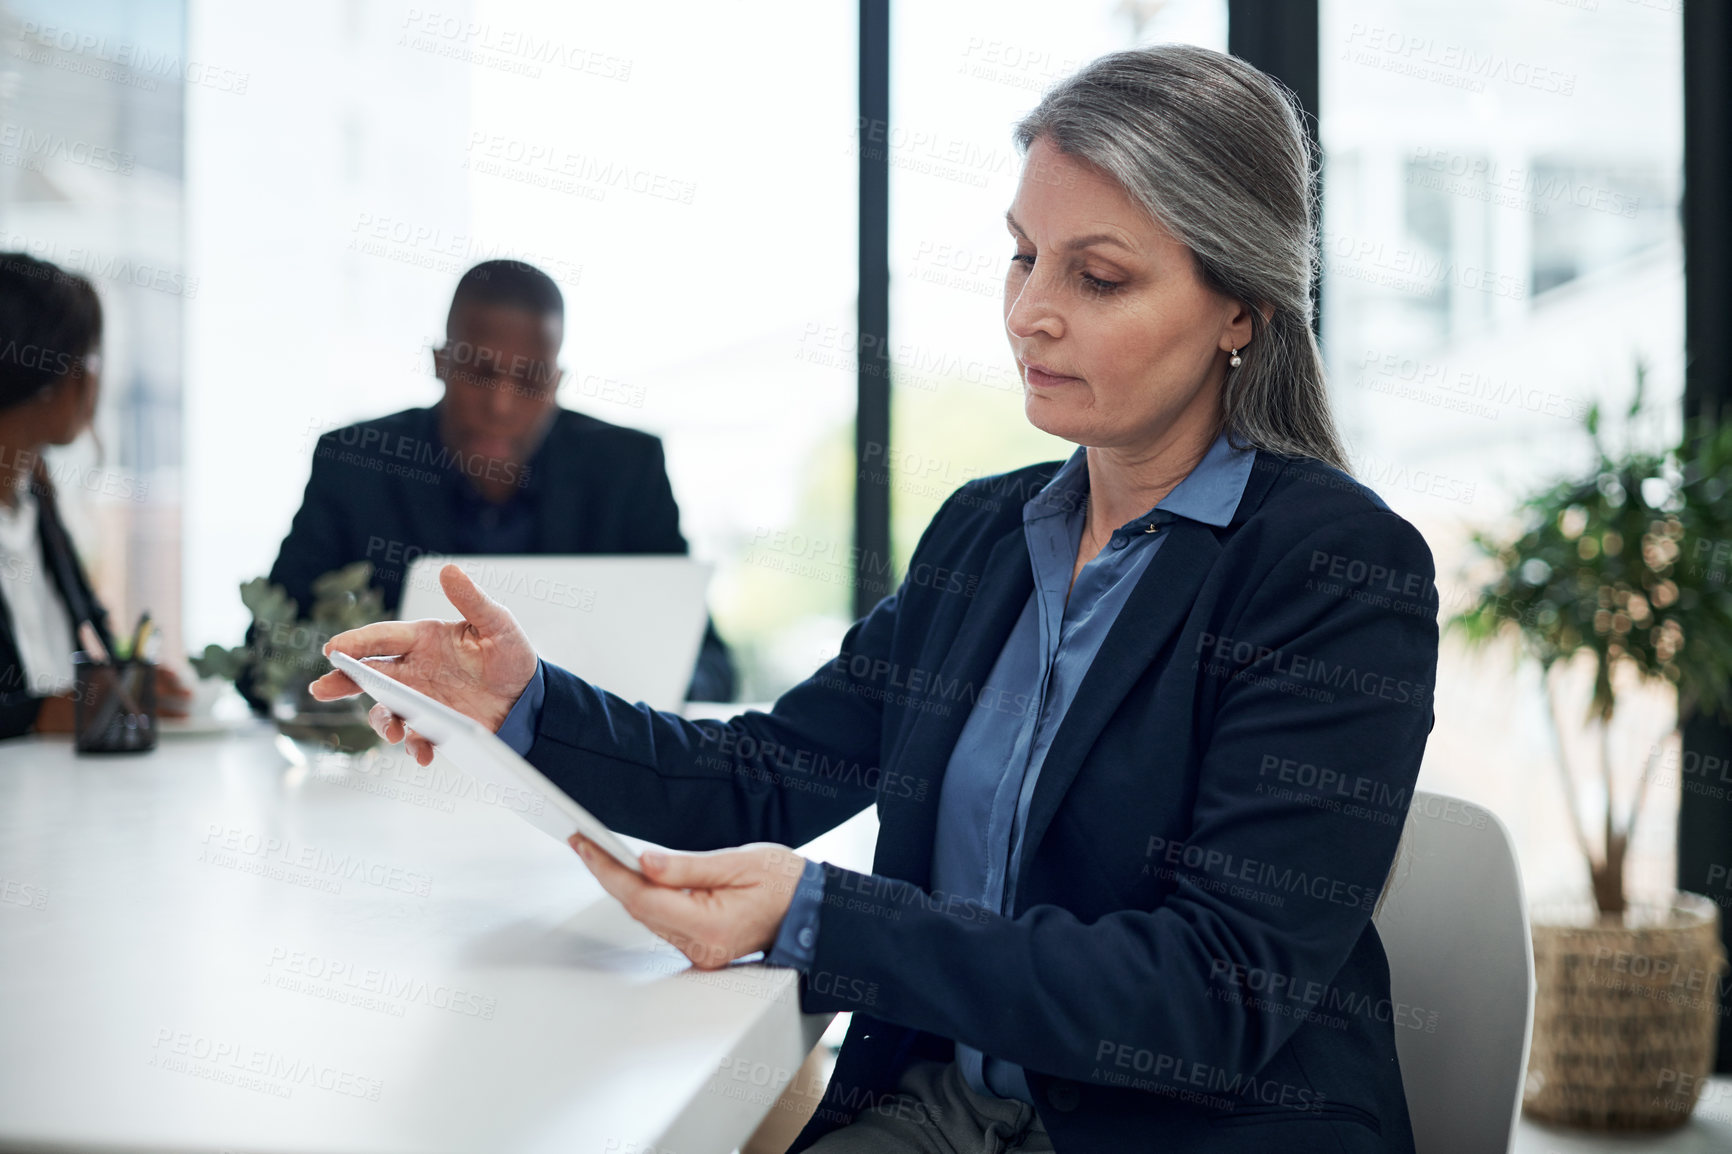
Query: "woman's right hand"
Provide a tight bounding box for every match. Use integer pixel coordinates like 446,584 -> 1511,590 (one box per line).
34,693 -> 77,734
309,563 -> 538,765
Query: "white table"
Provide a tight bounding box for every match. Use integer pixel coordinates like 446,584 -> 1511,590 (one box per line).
0,723 -> 859,1153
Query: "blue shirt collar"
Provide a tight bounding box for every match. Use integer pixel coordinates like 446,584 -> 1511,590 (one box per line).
1024,431 -> 1255,530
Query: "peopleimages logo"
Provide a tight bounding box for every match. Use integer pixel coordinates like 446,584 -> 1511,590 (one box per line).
0,123 -> 133,173
399,10 -> 633,81
14,23 -> 250,93
1193,632 -> 1433,710
1208,959 -> 1440,1033
309,420 -> 529,489
149,1028 -> 382,1101
1092,1042 -> 1327,1111
199,825 -> 433,898
1143,835 -> 1383,913
263,947 -> 498,1020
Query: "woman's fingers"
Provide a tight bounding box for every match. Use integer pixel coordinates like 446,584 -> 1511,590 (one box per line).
639,848 -> 739,890
154,667 -> 193,718
155,666 -> 192,699
370,708 -> 435,767
644,845 -> 805,898
322,621 -> 429,664
439,563 -> 519,639
308,669 -> 362,701
569,839 -> 804,970
569,837 -> 706,928
406,730 -> 436,766
316,569 -> 533,751
367,703 -> 395,741
437,565 -> 538,701
570,839 -> 730,968
366,704 -> 426,762
570,836 -> 653,903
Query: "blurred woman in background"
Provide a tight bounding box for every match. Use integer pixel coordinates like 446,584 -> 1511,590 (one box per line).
0,252 -> 186,737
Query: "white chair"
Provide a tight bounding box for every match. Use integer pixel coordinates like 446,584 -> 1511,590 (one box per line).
1374,790 -> 1536,1154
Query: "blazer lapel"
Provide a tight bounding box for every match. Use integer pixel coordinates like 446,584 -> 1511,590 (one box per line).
394,408 -> 457,560
33,474 -> 111,651
1012,517 -> 1223,901
533,417 -> 584,552
873,526 -> 1035,886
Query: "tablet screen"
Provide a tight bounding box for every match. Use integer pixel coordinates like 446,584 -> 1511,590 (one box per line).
327,651 -> 643,872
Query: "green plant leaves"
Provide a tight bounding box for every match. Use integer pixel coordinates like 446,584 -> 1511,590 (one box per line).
1450,415 -> 1732,726
187,563 -> 387,708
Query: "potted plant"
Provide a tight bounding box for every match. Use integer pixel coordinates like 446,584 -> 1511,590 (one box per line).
190,561 -> 386,754
1452,380 -> 1732,1129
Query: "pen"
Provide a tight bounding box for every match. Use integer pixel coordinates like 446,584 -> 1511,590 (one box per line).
132,615 -> 156,665
76,618 -> 142,725
76,620 -> 110,665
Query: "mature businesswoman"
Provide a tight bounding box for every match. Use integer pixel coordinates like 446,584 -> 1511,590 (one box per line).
0,254 -> 188,737
317,45 -> 1438,1153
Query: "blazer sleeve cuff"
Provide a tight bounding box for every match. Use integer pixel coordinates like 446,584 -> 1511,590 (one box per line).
765,857 -> 826,972
496,660 -> 547,755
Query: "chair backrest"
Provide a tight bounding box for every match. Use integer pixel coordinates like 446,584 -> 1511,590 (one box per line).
1373,790 -> 1535,1154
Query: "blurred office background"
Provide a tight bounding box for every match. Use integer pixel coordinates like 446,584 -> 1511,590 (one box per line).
0,0 -> 1701,1014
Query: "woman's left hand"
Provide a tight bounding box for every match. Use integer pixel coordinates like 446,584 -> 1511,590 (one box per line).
154,665 -> 193,719
570,837 -> 808,970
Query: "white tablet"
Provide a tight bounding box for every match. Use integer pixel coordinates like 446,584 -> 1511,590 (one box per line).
328,650 -> 643,873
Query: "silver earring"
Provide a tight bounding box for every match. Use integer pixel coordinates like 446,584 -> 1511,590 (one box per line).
1229,348 -> 1243,368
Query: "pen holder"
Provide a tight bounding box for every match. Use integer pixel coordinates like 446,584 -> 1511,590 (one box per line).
72,654 -> 157,754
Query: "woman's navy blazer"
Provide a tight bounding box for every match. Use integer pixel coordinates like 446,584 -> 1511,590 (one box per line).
525,450 -> 1439,1153
0,468 -> 113,739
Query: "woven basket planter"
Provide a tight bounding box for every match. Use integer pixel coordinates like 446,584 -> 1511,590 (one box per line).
1525,893 -> 1727,1129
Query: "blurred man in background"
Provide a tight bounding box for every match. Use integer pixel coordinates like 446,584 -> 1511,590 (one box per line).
265,259 -> 734,702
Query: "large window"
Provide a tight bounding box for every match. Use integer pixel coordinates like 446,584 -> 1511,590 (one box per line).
0,0 -> 186,661
887,0 -> 1228,570
1320,0 -> 1684,903
133,0 -> 1696,780
460,1 -> 858,700
185,0 -> 476,677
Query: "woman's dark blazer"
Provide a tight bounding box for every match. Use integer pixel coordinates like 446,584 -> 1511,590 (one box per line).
0,469 -> 113,738
523,450 -> 1439,1153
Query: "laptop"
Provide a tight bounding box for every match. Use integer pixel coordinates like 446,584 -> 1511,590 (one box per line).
398,555 -> 713,712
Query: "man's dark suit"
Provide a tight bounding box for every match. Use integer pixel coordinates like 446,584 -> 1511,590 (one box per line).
0,469 -> 114,738
268,404 -> 734,700
517,450 -> 1438,1152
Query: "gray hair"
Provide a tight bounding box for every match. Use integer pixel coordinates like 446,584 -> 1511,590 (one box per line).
1014,44 -> 1347,471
